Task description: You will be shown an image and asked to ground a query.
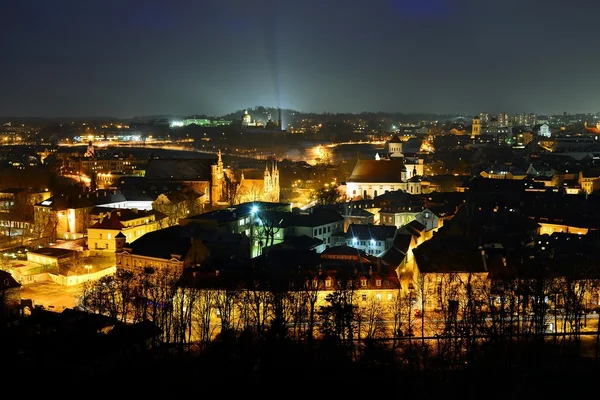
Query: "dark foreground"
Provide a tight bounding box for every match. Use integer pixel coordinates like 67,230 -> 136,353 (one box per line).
5,325 -> 600,398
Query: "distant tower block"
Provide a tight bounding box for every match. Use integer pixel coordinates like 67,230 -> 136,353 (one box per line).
471,116 -> 481,137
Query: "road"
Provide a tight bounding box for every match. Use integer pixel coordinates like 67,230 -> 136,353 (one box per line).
21,280 -> 83,311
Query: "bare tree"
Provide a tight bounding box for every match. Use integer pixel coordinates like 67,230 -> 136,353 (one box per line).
192,289 -> 217,344
318,275 -> 357,347
389,288 -> 410,348
223,176 -> 241,206
415,273 -> 428,345
251,211 -> 283,255
214,288 -> 240,335
302,277 -> 321,341
360,296 -> 387,339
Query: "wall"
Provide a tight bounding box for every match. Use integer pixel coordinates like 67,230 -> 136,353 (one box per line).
48,266 -> 117,286
538,222 -> 588,236
346,182 -> 408,200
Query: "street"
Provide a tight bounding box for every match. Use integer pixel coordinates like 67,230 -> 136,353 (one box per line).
21,280 -> 83,311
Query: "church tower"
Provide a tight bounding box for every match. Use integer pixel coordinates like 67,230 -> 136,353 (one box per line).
263,161 -> 280,202
211,150 -> 224,205
471,116 -> 481,137
85,140 -> 95,157
272,161 -> 280,202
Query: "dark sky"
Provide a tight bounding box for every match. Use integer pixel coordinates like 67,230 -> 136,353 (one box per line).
2,0 -> 600,118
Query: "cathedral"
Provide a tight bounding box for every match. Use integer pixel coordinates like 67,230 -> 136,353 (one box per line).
211,150 -> 280,206
345,135 -> 424,200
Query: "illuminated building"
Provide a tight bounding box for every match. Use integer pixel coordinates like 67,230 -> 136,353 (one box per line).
87,209 -> 167,254
344,223 -> 397,256
471,116 -> 481,137
0,270 -> 21,316
536,122 -> 552,137
33,190 -> 131,240
144,151 -> 280,207
241,110 -> 261,127
115,224 -> 251,270
345,158 -> 423,200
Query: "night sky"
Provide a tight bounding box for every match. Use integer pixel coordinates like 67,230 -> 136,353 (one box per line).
3,0 -> 600,118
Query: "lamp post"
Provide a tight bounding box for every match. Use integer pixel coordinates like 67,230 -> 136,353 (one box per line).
250,205 -> 259,258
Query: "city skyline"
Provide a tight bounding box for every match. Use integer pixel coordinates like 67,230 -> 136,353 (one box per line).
3,0 -> 600,118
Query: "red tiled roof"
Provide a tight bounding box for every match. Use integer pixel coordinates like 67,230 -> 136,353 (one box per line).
347,159 -> 406,183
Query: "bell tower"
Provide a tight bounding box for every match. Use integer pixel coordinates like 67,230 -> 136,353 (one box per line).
211,150 -> 224,205
472,116 -> 481,137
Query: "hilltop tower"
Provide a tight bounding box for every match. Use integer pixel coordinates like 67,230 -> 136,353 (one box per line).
277,108 -> 282,130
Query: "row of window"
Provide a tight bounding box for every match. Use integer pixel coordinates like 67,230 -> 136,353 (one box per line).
350,239 -> 382,247
322,278 -> 383,288
313,223 -> 342,236
362,293 -> 394,302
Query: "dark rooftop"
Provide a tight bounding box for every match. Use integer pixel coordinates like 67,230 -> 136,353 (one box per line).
29,247 -> 77,258
36,190 -> 126,210
145,157 -> 217,181
346,223 -> 397,240
347,159 -> 406,183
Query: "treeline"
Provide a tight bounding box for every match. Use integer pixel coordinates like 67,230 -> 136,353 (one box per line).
78,263 -> 600,366
3,261 -> 600,395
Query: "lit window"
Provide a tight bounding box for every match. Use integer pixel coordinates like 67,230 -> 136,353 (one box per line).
107,234 -> 112,240
375,293 -> 382,301
376,279 -> 382,287
361,278 -> 367,287
325,279 -> 331,288
387,293 -> 393,301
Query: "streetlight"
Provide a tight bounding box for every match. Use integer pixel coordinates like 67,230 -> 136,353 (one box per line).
84,265 -> 92,277
249,205 -> 259,257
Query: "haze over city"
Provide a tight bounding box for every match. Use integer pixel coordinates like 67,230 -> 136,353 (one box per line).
3,0 -> 600,118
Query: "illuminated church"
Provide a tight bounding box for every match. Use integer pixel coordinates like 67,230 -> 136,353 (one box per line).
211,150 -> 280,206
345,135 -> 424,200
